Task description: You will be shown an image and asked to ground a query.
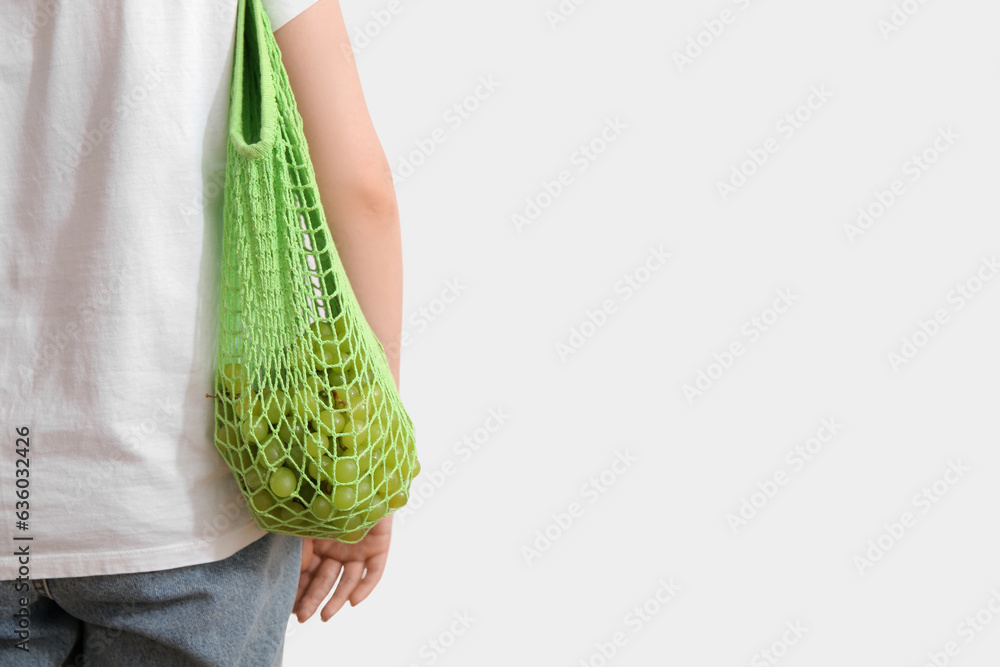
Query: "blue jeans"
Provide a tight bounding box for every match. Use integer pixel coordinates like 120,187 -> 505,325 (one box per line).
0,532 -> 301,666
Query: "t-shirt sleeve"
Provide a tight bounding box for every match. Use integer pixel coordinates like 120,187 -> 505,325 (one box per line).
260,0 -> 322,31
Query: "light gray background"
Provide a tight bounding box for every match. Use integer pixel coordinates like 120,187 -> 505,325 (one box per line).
285,1 -> 1000,665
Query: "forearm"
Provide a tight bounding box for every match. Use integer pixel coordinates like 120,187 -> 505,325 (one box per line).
322,180 -> 403,388
274,0 -> 403,388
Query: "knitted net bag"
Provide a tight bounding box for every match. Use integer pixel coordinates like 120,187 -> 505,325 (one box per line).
212,0 -> 419,542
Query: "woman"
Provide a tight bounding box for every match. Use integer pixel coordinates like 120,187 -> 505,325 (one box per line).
0,0 -> 404,663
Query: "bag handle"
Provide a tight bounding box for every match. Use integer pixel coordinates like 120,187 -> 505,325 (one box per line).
229,0 -> 277,160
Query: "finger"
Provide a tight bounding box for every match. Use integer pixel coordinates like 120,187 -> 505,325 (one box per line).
297,558 -> 344,623
348,553 -> 388,607
321,561 -> 365,621
293,570 -> 314,620
293,542 -> 316,611
300,538 -> 314,573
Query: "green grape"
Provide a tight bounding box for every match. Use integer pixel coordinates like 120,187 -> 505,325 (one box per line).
303,431 -> 327,459
335,329 -> 352,357
371,463 -> 387,489
281,501 -> 310,527
244,468 -> 264,491
306,454 -> 334,482
356,475 -> 374,503
350,401 -> 369,428
339,528 -> 370,543
240,415 -> 270,445
355,419 -> 383,450
303,375 -> 323,396
327,512 -> 353,532
335,459 -> 359,484
277,419 -> 306,446
365,499 -> 388,523
310,495 -> 334,520
233,393 -> 251,421
357,446 -> 377,474
332,411 -> 347,434
276,420 -> 291,443
313,340 -> 342,368
289,444 -> 306,469
326,370 -> 347,391
339,416 -> 365,453
399,453 -> 412,480
220,363 -> 244,397
264,389 -> 289,424
370,382 -> 384,406
236,447 -> 256,471
297,480 -> 316,506
385,471 -> 402,496
269,467 -> 297,498
412,459 -> 421,477
342,385 -> 363,410
345,388 -> 369,424
333,315 -> 348,339
293,392 -> 320,422
342,513 -> 366,532
217,424 -> 240,448
252,489 -> 275,512
333,486 -> 357,510
329,512 -> 366,535
387,489 -> 408,510
310,320 -> 335,342
314,410 -> 336,437
218,399 -> 237,424
384,441 -> 404,469
276,504 -> 294,522
250,392 -> 270,421
257,438 -> 284,467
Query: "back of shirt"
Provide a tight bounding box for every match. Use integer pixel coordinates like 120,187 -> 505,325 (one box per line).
0,0 -> 319,580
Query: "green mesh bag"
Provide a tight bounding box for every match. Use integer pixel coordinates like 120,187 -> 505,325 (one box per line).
212,0 -> 419,543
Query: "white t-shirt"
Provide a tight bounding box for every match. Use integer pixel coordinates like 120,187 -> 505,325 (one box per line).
0,0 -> 319,580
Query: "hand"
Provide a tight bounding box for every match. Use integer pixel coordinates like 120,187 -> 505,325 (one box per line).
293,515 -> 393,622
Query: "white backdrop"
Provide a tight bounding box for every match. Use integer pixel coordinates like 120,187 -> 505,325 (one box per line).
286,1 -> 1000,665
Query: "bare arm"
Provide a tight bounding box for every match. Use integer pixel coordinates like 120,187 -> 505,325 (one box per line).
275,0 -> 403,388
274,1 -> 400,621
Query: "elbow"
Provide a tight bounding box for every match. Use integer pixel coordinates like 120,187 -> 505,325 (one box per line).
345,159 -> 399,229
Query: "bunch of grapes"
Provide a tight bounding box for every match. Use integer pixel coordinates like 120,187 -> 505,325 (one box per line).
213,317 -> 419,542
